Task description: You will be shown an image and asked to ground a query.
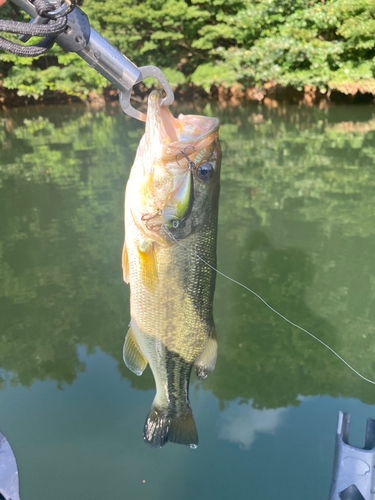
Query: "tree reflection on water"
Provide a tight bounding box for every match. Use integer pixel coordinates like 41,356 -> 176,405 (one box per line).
1,102 -> 375,407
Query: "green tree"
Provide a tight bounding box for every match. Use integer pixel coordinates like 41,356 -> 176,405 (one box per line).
1,0 -> 375,101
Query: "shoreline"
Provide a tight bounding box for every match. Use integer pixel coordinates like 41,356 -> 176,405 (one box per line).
1,82 -> 375,111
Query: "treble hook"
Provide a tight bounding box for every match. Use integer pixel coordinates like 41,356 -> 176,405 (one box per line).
141,209 -> 162,230
176,145 -> 197,171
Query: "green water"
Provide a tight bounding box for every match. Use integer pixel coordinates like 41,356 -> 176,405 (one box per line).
1,101 -> 375,499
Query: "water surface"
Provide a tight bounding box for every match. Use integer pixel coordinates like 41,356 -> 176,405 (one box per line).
1,102 -> 375,499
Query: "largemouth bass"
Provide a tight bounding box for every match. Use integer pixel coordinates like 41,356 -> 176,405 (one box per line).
122,91 -> 221,448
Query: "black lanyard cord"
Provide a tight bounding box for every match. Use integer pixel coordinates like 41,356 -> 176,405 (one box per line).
0,0 -> 72,57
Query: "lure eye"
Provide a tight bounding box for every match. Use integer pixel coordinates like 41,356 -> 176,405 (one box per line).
196,163 -> 214,182
172,219 -> 179,229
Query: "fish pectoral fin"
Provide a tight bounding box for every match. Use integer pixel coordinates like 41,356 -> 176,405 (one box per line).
194,327 -> 218,381
123,327 -> 148,376
122,241 -> 129,284
138,241 -> 158,292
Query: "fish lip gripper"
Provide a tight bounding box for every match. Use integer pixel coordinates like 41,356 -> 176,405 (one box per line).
329,411 -> 375,500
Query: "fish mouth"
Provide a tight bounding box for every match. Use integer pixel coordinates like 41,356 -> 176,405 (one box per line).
134,91 -> 220,241
146,90 -> 219,169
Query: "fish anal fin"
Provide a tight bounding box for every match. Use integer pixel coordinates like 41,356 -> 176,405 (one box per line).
122,241 -> 129,284
143,406 -> 198,449
194,327 -> 218,381
123,327 -> 148,376
138,241 -> 157,292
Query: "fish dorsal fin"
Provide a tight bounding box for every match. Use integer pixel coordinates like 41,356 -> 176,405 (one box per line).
123,326 -> 148,376
122,241 -> 129,284
194,327 -> 218,381
138,241 -> 158,292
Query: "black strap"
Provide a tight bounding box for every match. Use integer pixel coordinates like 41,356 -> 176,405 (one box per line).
0,0 -> 72,57
0,16 -> 66,36
0,33 -> 55,56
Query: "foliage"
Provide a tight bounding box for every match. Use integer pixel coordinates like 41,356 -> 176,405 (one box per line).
1,0 -> 375,100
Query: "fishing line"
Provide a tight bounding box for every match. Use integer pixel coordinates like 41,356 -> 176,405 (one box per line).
163,226 -> 375,386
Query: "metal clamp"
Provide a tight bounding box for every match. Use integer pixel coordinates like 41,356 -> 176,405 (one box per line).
119,66 -> 174,122
78,32 -> 174,122
10,0 -> 175,121
329,412 -> 375,500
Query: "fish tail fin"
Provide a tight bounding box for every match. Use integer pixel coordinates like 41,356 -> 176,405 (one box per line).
143,406 -> 198,449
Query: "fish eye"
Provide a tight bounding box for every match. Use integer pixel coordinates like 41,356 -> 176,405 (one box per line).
172,219 -> 179,229
196,163 -> 214,182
